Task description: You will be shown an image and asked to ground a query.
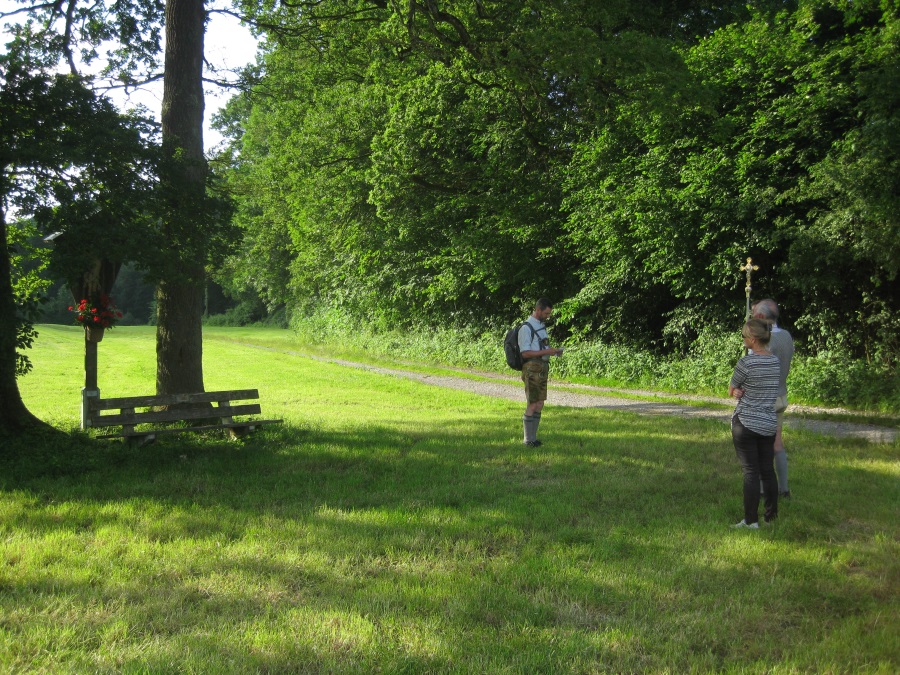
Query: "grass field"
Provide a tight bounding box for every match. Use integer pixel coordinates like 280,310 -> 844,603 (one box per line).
2,325 -> 898,672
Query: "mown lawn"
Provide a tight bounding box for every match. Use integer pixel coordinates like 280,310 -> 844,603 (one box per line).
2,325 -> 897,673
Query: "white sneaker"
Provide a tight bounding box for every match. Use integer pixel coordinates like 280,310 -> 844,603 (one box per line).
731,520 -> 759,529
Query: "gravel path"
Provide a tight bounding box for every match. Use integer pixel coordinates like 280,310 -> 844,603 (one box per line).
320,357 -> 898,444
238,343 -> 895,443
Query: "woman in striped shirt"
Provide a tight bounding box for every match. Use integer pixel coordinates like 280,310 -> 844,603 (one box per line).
728,319 -> 781,529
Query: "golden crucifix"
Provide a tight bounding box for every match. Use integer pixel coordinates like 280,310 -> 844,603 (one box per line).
740,257 -> 759,321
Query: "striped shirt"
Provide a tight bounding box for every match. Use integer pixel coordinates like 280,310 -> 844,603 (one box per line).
730,353 -> 780,436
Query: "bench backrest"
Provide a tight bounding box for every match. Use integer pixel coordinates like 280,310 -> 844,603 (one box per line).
88,389 -> 262,429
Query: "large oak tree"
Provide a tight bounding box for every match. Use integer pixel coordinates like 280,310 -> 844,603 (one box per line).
2,0 -> 237,409
0,41 -> 158,432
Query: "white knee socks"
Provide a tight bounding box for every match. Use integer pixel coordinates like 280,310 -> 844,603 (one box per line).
775,450 -> 789,493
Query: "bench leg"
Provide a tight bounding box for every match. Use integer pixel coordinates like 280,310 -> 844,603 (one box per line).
227,425 -> 254,440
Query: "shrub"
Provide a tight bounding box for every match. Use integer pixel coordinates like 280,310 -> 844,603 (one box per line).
204,300 -> 261,327
288,305 -> 898,412
291,306 -> 505,370
553,341 -> 659,386
790,353 -> 900,412
654,328 -> 743,395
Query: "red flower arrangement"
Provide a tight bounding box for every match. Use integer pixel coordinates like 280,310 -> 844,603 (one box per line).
69,294 -> 123,330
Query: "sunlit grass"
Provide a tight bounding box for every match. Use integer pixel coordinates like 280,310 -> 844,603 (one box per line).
2,325 -> 898,672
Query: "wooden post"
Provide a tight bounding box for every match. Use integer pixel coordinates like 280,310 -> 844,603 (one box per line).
84,338 -> 98,390
81,337 -> 100,429
70,258 -> 120,429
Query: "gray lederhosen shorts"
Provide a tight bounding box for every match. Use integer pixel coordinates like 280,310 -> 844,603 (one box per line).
775,394 -> 788,431
522,359 -> 549,404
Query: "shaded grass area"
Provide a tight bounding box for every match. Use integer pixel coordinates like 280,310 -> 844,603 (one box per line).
2,325 -> 898,672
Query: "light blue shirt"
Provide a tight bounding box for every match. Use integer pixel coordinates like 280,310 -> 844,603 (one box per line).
518,316 -> 550,362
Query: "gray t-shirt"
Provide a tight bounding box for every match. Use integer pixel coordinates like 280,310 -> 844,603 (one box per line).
518,316 -> 550,362
768,326 -> 794,398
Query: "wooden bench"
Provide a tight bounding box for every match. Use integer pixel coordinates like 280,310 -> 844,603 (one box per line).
87,389 -> 282,444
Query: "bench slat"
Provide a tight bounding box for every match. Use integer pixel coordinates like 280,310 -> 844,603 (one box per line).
89,389 -> 259,412
95,419 -> 283,440
91,403 -> 262,427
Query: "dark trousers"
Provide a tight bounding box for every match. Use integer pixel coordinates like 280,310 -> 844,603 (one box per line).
732,417 -> 778,524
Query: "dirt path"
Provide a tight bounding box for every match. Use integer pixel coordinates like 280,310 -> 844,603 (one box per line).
316,356 -> 898,444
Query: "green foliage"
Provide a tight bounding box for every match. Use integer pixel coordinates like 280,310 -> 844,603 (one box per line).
365,59 -> 566,321
290,304 -> 507,370
656,327 -> 744,392
39,263 -> 157,326
1,52 -> 161,253
12,310 -> 39,377
204,299 -> 266,328
3,0 -> 166,86
218,0 -> 899,368
225,0 -> 733,328
537,326 -> 743,397
38,283 -> 79,324
789,351 -> 900,411
105,263 -> 155,324
0,40 -> 160,402
563,0 -> 899,361
149,153 -> 238,286
8,220 -> 50,376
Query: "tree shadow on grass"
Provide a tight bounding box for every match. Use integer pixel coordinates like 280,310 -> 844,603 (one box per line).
0,424 -> 123,485
1,412 -> 897,671
3,411 -> 897,545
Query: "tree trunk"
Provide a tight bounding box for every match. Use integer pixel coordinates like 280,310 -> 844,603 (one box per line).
0,211 -> 44,432
156,278 -> 206,394
156,0 -> 207,396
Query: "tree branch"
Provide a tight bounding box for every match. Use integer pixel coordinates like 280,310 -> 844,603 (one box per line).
62,0 -> 78,74
411,0 -> 481,60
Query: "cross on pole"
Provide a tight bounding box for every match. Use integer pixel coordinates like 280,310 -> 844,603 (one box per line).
740,257 -> 759,321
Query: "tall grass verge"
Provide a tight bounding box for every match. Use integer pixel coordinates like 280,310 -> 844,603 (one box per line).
290,308 -> 900,413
